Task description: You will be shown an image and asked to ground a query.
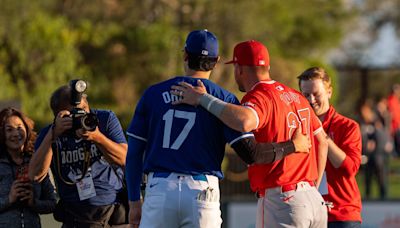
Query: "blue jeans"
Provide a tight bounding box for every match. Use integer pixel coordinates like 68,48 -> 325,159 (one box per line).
328,221 -> 361,228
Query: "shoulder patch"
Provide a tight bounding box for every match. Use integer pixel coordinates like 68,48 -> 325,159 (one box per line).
276,85 -> 284,91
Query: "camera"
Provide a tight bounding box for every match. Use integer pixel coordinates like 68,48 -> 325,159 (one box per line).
70,107 -> 98,132
68,79 -> 98,132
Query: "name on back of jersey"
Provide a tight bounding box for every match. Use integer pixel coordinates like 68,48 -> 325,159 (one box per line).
162,91 -> 180,104
280,91 -> 300,106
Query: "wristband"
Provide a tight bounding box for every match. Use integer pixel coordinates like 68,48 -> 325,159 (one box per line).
199,93 -> 227,117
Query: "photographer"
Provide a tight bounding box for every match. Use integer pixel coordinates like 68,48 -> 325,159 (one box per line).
0,107 -> 56,228
29,80 -> 127,228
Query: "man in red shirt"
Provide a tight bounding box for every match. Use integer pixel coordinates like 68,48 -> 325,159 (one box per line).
298,67 -> 362,228
172,40 -> 328,228
387,84 -> 400,156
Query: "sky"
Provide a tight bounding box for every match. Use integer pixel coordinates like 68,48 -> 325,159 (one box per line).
329,0 -> 400,68
362,23 -> 400,67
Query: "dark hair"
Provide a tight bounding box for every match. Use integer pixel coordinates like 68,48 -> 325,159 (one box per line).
187,52 -> 218,71
297,67 -> 332,90
0,107 -> 37,156
50,85 -> 72,116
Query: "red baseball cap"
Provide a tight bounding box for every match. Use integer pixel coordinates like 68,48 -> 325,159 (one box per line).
225,40 -> 270,66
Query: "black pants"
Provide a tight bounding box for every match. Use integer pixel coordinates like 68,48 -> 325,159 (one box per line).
54,201 -> 115,228
395,130 -> 400,157
365,154 -> 388,200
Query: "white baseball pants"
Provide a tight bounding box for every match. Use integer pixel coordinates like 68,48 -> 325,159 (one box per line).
140,172 -> 222,228
256,181 -> 327,228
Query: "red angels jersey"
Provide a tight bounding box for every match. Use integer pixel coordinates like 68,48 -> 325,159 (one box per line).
387,94 -> 400,135
243,80 -> 323,192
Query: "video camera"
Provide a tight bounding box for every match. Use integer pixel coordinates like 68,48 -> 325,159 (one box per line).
68,79 -> 98,132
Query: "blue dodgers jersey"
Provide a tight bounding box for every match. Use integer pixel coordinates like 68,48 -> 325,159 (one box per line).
127,76 -> 253,178
35,109 -> 127,206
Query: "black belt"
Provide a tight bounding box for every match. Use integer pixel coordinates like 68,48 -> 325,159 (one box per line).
152,172 -> 207,181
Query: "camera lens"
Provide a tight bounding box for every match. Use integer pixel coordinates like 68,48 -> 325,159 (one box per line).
81,113 -> 98,131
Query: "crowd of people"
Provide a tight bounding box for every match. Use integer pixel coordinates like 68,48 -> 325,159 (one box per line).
0,29 -> 398,228
357,84 -> 400,200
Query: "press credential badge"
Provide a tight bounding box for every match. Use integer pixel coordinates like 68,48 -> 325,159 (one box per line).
77,173 -> 96,200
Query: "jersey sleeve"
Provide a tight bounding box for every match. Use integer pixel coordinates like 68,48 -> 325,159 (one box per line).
105,111 -> 127,144
337,122 -> 362,176
125,136 -> 146,201
126,91 -> 149,142
125,91 -> 150,201
241,91 -> 269,130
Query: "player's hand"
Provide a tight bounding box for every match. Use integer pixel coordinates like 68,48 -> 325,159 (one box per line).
53,110 -> 73,138
292,128 -> 311,153
129,200 -> 142,228
171,80 -> 207,106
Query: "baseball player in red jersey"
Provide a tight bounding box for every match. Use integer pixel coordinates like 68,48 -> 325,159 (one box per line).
298,67 -> 362,228
172,40 -> 328,228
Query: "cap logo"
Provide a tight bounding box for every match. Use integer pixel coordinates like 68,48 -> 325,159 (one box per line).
259,60 -> 265,65
201,50 -> 209,55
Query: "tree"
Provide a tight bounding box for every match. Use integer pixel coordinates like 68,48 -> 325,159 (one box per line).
0,0 -> 351,127
0,0 -> 87,125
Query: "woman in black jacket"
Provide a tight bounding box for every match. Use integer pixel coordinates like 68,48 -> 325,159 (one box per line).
0,107 -> 56,228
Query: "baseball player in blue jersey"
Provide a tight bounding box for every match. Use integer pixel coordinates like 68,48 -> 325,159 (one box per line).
125,30 -> 311,228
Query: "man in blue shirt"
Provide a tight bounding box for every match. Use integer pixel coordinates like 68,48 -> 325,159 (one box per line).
125,30 -> 310,228
29,83 -> 127,227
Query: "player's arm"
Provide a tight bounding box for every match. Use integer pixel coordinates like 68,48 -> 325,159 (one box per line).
232,128 -> 311,164
314,130 -> 328,188
126,135 -> 145,227
171,80 -> 258,132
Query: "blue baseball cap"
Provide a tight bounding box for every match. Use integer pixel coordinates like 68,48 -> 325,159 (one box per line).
184,29 -> 219,57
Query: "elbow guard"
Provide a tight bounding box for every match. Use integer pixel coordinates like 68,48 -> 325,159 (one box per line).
232,138 -> 297,165
231,137 -> 256,164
